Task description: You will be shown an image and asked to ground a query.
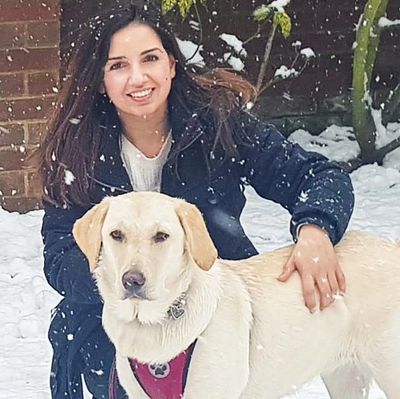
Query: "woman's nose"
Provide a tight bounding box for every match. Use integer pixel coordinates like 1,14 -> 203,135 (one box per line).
127,65 -> 147,86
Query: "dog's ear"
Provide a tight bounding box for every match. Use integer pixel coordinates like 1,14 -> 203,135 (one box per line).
72,199 -> 110,271
176,201 -> 218,270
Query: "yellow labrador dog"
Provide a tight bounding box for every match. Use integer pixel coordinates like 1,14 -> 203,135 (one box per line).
73,192 -> 400,399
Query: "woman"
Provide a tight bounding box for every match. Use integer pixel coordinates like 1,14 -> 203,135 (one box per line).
38,3 -> 354,398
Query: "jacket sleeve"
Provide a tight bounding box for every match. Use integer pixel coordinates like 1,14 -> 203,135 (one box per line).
237,114 -> 354,245
41,201 -> 102,304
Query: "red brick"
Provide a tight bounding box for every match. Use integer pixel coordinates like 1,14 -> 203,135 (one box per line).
0,0 -> 60,23
0,170 -> 25,195
27,70 -> 59,95
0,123 -> 24,146
27,171 -> 42,196
0,196 -> 42,213
0,23 -> 26,49
0,72 -> 25,97
0,48 -> 60,73
28,122 -> 48,145
0,147 -> 27,170
0,97 -> 56,121
27,21 -> 60,47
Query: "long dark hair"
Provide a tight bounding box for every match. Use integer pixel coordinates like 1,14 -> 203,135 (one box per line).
38,3 -> 256,207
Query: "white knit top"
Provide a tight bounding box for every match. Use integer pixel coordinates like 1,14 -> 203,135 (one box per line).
120,132 -> 172,192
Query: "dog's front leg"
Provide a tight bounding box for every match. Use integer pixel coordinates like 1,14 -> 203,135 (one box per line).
183,334 -> 249,399
116,353 -> 150,399
183,282 -> 251,398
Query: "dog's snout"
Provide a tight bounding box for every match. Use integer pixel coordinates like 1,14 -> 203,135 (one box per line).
122,271 -> 146,296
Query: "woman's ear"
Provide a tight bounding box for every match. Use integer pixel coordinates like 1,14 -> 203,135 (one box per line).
169,54 -> 176,79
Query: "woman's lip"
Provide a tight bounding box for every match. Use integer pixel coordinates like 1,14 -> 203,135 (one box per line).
126,88 -> 154,103
127,88 -> 154,98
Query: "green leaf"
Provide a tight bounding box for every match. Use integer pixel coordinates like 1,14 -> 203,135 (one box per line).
178,0 -> 194,17
162,0 -> 179,15
274,12 -> 292,38
253,5 -> 274,22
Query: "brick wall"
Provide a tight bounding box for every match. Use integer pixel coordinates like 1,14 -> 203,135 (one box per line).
0,0 -> 60,212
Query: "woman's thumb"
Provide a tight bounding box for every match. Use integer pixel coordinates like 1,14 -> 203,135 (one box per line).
278,260 -> 295,282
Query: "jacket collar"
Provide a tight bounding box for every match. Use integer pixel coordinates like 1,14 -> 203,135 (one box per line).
90,109 -> 207,197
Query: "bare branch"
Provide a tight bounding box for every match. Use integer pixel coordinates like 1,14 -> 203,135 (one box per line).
255,22 -> 278,94
185,1 -> 203,63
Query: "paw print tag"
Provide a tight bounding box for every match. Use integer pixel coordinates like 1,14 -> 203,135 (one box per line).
148,362 -> 170,379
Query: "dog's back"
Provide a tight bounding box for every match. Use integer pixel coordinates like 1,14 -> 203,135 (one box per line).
223,231 -> 400,398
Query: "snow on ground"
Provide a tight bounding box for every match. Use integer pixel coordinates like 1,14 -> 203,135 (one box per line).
1,124 -> 400,398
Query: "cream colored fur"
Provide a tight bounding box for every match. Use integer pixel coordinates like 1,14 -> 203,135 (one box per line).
73,192 -> 400,399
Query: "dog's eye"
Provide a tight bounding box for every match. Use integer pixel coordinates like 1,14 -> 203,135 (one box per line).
110,230 -> 124,242
153,232 -> 169,243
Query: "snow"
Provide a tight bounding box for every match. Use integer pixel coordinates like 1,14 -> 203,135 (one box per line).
223,53 -> 245,71
176,37 -> 205,67
300,47 -> 316,59
219,33 -> 247,57
2,124 -> 400,398
64,170 -> 75,185
274,65 -> 298,79
378,16 -> 400,28
254,0 -> 291,15
375,121 -> 400,150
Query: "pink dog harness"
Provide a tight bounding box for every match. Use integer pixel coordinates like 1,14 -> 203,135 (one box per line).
110,341 -> 197,398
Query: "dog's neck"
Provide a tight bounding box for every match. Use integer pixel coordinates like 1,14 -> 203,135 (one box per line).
102,262 -> 223,364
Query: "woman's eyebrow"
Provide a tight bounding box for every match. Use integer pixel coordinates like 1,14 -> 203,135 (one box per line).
107,48 -> 163,62
141,47 -> 163,55
107,56 -> 127,62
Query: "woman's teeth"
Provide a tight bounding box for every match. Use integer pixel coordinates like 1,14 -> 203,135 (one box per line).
129,89 -> 152,98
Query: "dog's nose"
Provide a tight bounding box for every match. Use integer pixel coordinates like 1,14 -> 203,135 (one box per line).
122,271 -> 146,296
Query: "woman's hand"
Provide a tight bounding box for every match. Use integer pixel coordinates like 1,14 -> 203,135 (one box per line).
278,224 -> 346,313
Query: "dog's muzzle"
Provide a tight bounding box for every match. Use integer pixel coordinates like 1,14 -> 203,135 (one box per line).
122,270 -> 146,299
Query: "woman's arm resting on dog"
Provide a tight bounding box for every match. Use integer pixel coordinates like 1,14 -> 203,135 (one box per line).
278,224 -> 345,312
41,201 -> 102,304
237,113 -> 354,245
236,114 -> 352,312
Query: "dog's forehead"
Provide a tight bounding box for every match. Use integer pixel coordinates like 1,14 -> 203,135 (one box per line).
105,194 -> 179,227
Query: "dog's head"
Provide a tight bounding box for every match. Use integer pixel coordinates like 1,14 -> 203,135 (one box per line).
72,192 -> 218,303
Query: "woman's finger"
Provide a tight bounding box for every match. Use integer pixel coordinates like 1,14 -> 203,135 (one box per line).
328,269 -> 339,296
316,275 -> 333,310
336,266 -> 346,294
278,258 -> 296,282
301,273 -> 317,312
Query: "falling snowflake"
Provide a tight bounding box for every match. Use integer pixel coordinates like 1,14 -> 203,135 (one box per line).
64,170 -> 75,185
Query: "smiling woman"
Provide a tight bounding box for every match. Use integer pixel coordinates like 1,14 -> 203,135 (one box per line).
36,2 -> 354,399
102,23 -> 176,157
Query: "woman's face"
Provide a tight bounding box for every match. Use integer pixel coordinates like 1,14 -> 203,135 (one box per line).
102,23 -> 176,123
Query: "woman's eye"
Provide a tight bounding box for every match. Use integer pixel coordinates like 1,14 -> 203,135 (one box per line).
144,54 -> 159,62
110,230 -> 124,242
109,62 -> 124,71
153,232 -> 169,243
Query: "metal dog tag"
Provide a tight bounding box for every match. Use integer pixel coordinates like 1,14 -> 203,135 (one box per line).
168,305 -> 185,320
